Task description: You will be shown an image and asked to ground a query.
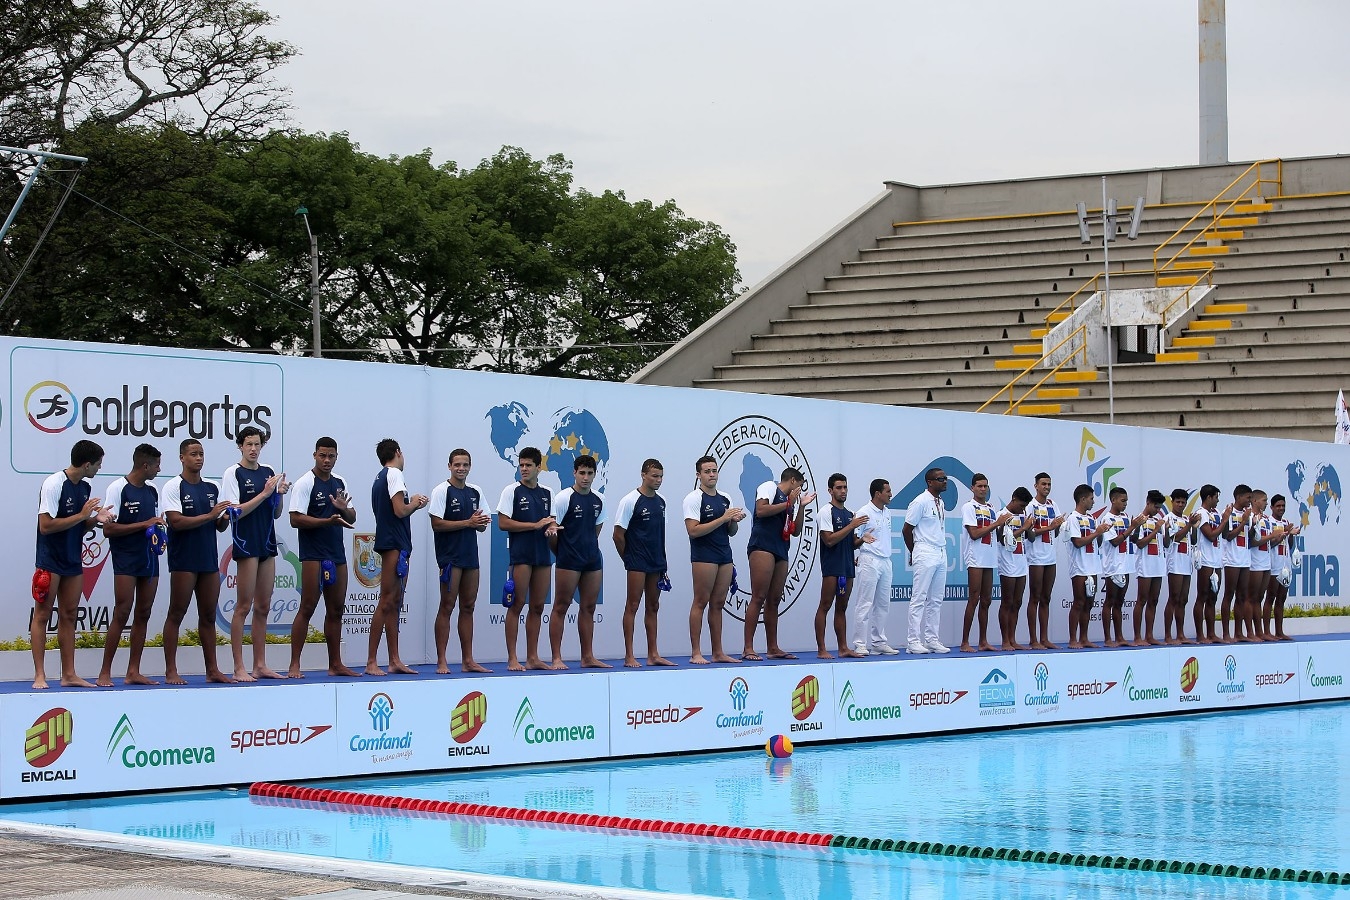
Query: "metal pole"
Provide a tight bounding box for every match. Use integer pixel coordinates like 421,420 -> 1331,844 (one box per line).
1102,176 -> 1114,425
1198,0 -> 1229,165
309,231 -> 322,359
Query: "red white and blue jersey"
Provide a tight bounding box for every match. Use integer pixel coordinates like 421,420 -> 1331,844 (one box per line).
497,481 -> 553,566
1026,497 -> 1061,566
684,489 -> 734,565
1198,507 -> 1225,569
961,500 -> 997,570
996,507 -> 1028,579
1100,513 -> 1135,577
1066,511 -> 1102,577
1249,514 -> 1274,573
1164,511 -> 1195,576
223,463 -> 278,560
1222,508 -> 1251,568
104,477 -> 161,578
35,471 -> 91,577
163,476 -> 221,573
430,481 -> 491,570
289,470 -> 351,563
1136,514 -> 1166,579
614,490 -> 667,574
552,487 -> 605,571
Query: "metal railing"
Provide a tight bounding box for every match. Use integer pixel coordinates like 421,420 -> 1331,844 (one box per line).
1153,158 -> 1282,277
976,323 -> 1090,415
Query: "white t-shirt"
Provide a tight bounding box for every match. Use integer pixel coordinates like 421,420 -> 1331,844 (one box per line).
1135,513 -> 1166,578
904,491 -> 946,565
996,507 -> 1028,578
1100,512 -> 1135,577
854,501 -> 892,561
1025,497 -> 1062,566
1222,508 -> 1252,568
1065,510 -> 1103,577
1164,511 -> 1195,576
961,500 -> 998,570
1248,513 -> 1273,572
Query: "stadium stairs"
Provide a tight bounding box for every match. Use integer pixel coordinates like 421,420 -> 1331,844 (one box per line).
630,157 -> 1350,443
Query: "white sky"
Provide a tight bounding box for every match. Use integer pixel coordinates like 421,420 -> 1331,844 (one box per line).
261,0 -> 1350,288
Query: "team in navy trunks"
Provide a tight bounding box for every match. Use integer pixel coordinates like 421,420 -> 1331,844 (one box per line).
34,427 -> 1301,689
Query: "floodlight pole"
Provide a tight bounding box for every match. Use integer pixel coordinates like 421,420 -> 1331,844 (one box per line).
1101,177 -> 1114,425
296,207 -> 321,358
0,145 -> 89,244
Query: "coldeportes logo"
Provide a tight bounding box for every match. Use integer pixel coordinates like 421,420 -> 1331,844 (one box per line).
1024,662 -> 1060,713
702,415 -> 818,621
229,723 -> 332,753
718,676 -> 764,734
24,382 -> 78,433
1122,665 -> 1169,702
978,668 -> 1015,715
22,708 -> 76,782
1307,656 -> 1344,689
838,679 -> 903,724
625,704 -> 701,729
350,692 -> 413,755
513,696 -> 596,746
108,714 -> 216,769
451,691 -> 488,753
1216,654 -> 1247,696
1180,657 -> 1201,702
24,380 -> 271,440
790,675 -> 822,732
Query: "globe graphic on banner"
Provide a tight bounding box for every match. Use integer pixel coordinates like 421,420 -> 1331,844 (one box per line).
485,403 -> 610,493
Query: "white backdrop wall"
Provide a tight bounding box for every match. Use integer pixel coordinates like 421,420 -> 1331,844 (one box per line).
3,337 -> 1345,665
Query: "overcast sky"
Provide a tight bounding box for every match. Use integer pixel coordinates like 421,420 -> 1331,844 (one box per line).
261,0 -> 1350,288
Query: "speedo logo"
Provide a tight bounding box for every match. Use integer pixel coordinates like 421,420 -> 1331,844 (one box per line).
625,705 -> 701,729
1066,680 -> 1118,699
229,723 -> 332,753
908,689 -> 968,710
1254,672 -> 1295,686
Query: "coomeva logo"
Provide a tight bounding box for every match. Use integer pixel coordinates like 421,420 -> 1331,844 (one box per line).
22,708 -> 76,782
107,714 -> 216,769
1123,665 -> 1169,702
838,679 -> 903,724
450,692 -> 488,756
512,696 -> 596,745
1306,656 -> 1344,689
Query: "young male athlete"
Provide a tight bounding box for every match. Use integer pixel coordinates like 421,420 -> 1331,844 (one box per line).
33,440 -> 111,689
613,458 -> 673,668
1162,488 -> 1200,645
1025,473 -> 1066,652
851,479 -> 896,656
685,455 -> 746,664
98,443 -> 164,686
1065,483 -> 1110,649
1220,484 -> 1253,642
429,448 -> 492,674
368,438 -> 429,675
1246,489 -> 1279,641
224,425 -> 288,681
744,467 -> 813,660
960,472 -> 1011,652
903,467 -> 950,655
497,446 -> 557,671
1130,490 -> 1167,647
816,473 -> 868,659
1262,494 -> 1300,641
287,436 -> 358,678
162,439 -> 233,685
995,487 -> 1034,650
1099,486 -> 1142,648
1193,484 -> 1227,644
549,454 -> 609,669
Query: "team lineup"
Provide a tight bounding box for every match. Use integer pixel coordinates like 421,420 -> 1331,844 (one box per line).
30,436 -> 1305,690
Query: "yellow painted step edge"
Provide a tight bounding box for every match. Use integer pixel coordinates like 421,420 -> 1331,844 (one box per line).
1014,403 -> 1063,416
993,358 -> 1033,370
1171,335 -> 1216,348
1155,351 -> 1200,363
1189,319 -> 1232,331
1037,387 -> 1080,400
1012,343 -> 1043,355
1188,245 -> 1231,256
1029,328 -> 1049,338
1204,303 -> 1247,314
1203,230 -> 1244,240
1157,275 -> 1201,287
1217,216 -> 1258,227
1054,371 -> 1099,383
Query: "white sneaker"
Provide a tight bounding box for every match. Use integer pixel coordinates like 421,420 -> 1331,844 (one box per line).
871,642 -> 900,656
925,640 -> 950,654
906,642 -> 930,654
853,643 -> 870,657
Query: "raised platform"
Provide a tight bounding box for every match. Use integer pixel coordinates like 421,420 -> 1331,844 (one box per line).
5,636 -> 1349,801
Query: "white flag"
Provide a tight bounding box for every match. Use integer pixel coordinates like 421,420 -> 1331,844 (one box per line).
1336,390 -> 1350,445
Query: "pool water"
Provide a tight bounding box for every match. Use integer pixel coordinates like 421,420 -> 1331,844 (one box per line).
3,702 -> 1347,899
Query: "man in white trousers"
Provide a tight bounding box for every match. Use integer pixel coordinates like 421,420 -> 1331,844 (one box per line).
903,467 -> 950,654
850,479 -> 897,656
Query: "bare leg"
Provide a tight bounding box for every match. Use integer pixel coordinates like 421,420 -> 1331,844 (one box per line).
689,561 -> 716,664
624,570 -> 647,667
55,575 -> 93,688
30,577 -> 58,690
523,565 -> 551,669
194,572 -> 233,682
456,568 -> 487,672
549,567 -> 581,669
250,556 -> 282,678
504,562 -> 531,671
231,555 -> 260,681
124,576 -> 159,684
764,559 -> 795,659
741,550 -> 776,660
576,570 -> 609,667
290,560 -> 322,678
98,573 -> 137,686
435,568 -> 460,673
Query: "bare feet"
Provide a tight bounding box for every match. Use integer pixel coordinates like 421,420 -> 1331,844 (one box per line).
581,657 -> 613,669
1181,637 -> 1197,645
960,643 -> 976,653
1068,641 -> 1083,649
288,664 -> 306,678
166,671 -> 187,686
436,663 -> 451,674
649,655 -> 675,666
711,652 -> 740,663
1082,640 -> 1098,649
1009,642 -> 1026,651
389,663 -> 418,675
1000,643 -> 1016,652
330,664 -> 361,677
978,641 -> 996,652
235,668 -> 258,682
31,677 -> 49,690
254,666 -> 286,679
691,654 -> 709,665
548,660 -> 569,670
96,674 -> 115,687
205,671 -> 235,684
125,673 -> 158,686
364,664 -> 387,676
525,658 -> 550,671
766,650 -> 797,660
60,674 -> 95,688
818,650 -> 834,659
625,657 -> 642,668
1145,638 -> 1162,647
1278,634 -> 1294,642
1128,639 -> 1145,647
462,661 -> 489,673
507,659 -> 525,671
1042,641 -> 1060,650
839,648 -> 866,659
1104,640 -> 1120,648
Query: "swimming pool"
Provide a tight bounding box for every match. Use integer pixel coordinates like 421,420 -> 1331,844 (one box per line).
3,701 -> 1347,899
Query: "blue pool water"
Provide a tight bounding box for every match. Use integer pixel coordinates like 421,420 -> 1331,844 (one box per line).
3,702 -> 1348,898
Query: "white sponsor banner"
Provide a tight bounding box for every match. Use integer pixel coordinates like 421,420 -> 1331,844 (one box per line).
1166,642 -> 1301,711
1,336 -> 1347,668
1298,639 -> 1350,701
0,683 -> 336,799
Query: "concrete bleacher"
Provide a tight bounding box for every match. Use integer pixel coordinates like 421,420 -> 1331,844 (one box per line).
631,157 -> 1350,444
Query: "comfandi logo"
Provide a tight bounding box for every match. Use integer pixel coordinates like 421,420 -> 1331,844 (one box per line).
368,693 -> 394,731
718,676 -> 763,737
729,677 -> 750,712
978,668 -> 1015,716
350,693 -> 412,759
1123,665 -> 1169,702
838,679 -> 903,724
1307,656 -> 1344,689
790,675 -> 822,732
22,707 -> 76,783
108,713 -> 216,769
1034,663 -> 1049,692
513,696 -> 596,747
1216,654 -> 1246,697
1025,662 -> 1060,714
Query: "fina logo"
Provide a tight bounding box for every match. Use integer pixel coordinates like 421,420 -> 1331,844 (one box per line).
1217,654 -> 1246,696
25,381 -> 78,434
978,668 -> 1015,715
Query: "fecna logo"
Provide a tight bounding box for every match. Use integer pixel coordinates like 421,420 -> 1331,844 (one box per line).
978,668 -> 1015,716
790,675 -> 821,733
1025,662 -> 1061,714
450,691 -> 488,756
702,416 -> 818,621
107,713 -> 216,769
513,696 -> 597,746
1307,656 -> 1344,689
1122,665 -> 1169,702
229,723 -> 332,753
25,381 -> 78,433
22,708 -> 76,782
838,679 -> 903,724
717,676 -> 764,737
624,704 -> 701,729
1216,653 -> 1247,697
349,692 -> 413,760
1180,657 -> 1201,702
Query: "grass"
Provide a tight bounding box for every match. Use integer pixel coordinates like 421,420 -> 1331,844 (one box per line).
0,627 -> 325,652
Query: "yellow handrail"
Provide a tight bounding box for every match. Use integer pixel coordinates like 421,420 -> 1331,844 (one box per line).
1153,158 -> 1282,276
976,322 -> 1090,415
1041,267 -> 1159,327
1157,271 -> 1215,325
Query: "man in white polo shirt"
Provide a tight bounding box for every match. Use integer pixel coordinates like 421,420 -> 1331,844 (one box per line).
850,478 -> 896,656
903,467 -> 950,655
